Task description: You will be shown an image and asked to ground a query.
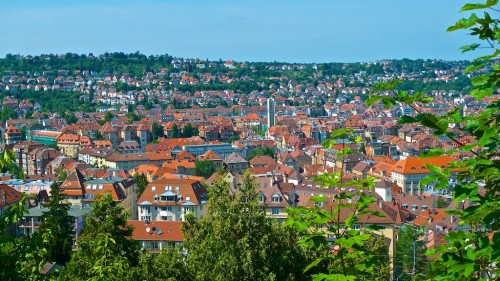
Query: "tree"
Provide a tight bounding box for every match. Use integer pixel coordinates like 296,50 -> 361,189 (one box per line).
151,122 -> 164,141
63,194 -> 141,280
133,173 -> 149,196
183,173 -> 311,281
104,111 -> 114,122
65,113 -> 78,124
286,128 -> 390,280
38,183 -> 73,265
125,247 -> 188,281
194,160 -> 217,179
182,123 -> 194,137
228,135 -> 240,143
171,123 -> 180,138
247,147 -> 274,161
367,2 -> 500,279
395,225 -> 428,280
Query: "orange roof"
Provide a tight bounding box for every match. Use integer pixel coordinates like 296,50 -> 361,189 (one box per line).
392,156 -> 455,175
127,220 -> 183,241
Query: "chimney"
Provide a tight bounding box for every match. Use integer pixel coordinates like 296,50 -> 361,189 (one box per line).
450,215 -> 455,224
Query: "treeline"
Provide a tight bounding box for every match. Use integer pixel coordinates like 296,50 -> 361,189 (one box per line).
0,90 -> 96,113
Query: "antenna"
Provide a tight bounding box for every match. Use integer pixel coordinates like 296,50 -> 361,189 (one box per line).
156,228 -> 162,235
145,227 -> 151,233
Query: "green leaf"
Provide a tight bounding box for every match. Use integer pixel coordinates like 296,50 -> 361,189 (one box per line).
447,14 -> 479,32
460,0 -> 499,11
421,148 -> 445,158
459,43 -> 481,53
397,115 -> 417,124
304,257 -> 324,273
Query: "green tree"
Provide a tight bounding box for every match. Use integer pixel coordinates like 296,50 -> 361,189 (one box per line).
182,123 -> 194,137
104,111 -> 114,122
286,128 -> 389,280
183,173 -> 311,281
367,2 -> 500,279
151,122 -> 164,141
133,173 -> 149,196
194,160 -> 217,179
395,225 -> 428,280
247,147 -> 274,161
63,194 -> 141,280
125,247 -> 188,281
38,183 -> 73,265
65,113 -> 78,124
171,123 -> 180,138
228,135 -> 240,143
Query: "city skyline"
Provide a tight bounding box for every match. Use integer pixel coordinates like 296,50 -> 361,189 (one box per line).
0,0 -> 482,63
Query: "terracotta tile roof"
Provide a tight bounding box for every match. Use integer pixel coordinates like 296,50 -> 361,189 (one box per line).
60,169 -> 85,197
198,150 -> 221,160
128,220 -> 183,241
137,177 -> 206,206
392,156 -> 455,175
0,184 -> 23,208
249,155 -> 276,166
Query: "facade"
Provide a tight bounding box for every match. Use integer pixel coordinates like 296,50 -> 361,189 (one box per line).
83,177 -> 138,219
137,177 -> 207,222
13,141 -> 45,175
128,220 -> 183,252
391,156 -> 456,196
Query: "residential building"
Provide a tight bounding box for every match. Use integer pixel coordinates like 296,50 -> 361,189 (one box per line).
128,220 -> 183,252
137,177 -> 207,222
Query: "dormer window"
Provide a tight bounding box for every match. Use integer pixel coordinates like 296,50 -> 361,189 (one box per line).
315,202 -> 323,207
271,194 -> 281,203
402,204 -> 408,209
259,194 -> 265,203
421,205 -> 427,211
411,204 -> 418,211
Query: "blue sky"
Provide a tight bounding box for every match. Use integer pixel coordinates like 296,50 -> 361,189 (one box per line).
0,0 -> 480,63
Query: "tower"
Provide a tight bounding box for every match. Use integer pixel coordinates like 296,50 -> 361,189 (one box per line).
267,98 -> 275,128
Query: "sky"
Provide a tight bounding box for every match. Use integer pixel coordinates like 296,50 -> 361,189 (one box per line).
0,0 -> 481,63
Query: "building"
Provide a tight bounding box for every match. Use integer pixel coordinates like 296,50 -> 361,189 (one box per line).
391,156 -> 456,196
128,220 -> 183,252
0,184 -> 25,236
224,152 -> 249,173
5,124 -> 22,145
83,177 -> 138,219
18,204 -> 92,246
13,141 -> 45,175
137,177 -> 207,222
267,98 -> 275,128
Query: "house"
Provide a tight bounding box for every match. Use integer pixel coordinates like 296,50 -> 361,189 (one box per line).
5,124 -> 22,145
127,220 -> 183,252
391,156 -> 457,196
137,177 -> 207,222
83,177 -> 138,219
224,152 -> 249,173
18,204 -> 92,247
198,150 -> 223,169
249,155 -> 276,168
0,184 -> 25,236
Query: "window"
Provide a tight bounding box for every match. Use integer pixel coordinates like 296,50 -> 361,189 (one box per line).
421,205 -> 427,211
24,186 -> 29,191
186,196 -> 191,201
272,208 -> 279,215
315,202 -> 323,207
152,186 -> 156,191
92,184 -> 97,190
402,204 -> 408,209
271,194 -> 281,203
258,195 -> 265,203
86,185 -> 91,189
411,204 -> 418,211
98,185 -> 103,190
161,206 -> 172,211
354,224 -> 361,230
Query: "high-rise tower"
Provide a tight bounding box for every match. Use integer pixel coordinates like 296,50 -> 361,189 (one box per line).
267,98 -> 275,128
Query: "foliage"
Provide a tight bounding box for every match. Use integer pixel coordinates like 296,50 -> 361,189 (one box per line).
133,172 -> 149,196
194,160 -> 217,179
367,2 -> 500,279
182,173 -> 312,281
38,183 -> 73,265
228,135 -> 240,143
151,122 -> 164,141
181,122 -> 198,138
286,128 -> 390,281
125,247 -> 188,281
0,107 -> 17,124
247,147 -> 275,161
171,123 -> 180,138
63,194 -> 141,280
395,225 -> 429,280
